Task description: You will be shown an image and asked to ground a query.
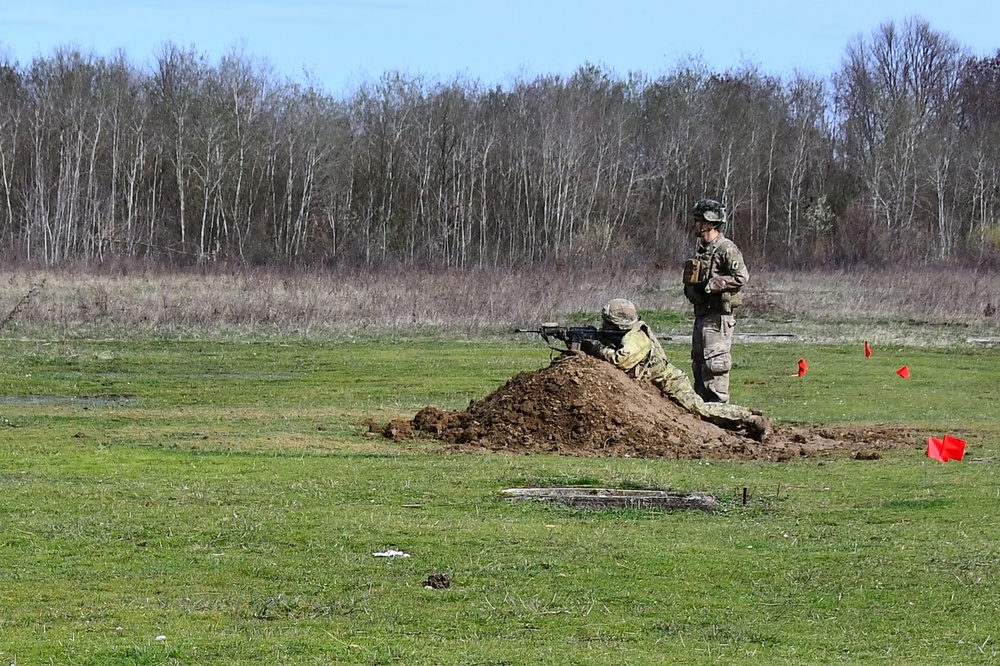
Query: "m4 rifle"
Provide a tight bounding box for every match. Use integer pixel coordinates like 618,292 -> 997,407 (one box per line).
515,323 -> 626,351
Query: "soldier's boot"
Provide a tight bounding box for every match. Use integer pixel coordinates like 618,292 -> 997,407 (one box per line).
747,415 -> 771,442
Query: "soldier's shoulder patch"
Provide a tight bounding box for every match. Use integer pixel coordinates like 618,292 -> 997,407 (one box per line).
731,260 -> 740,269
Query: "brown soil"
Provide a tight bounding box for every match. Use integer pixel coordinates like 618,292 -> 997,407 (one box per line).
378,353 -> 923,462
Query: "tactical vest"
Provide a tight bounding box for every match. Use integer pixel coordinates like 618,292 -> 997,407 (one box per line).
683,237 -> 743,315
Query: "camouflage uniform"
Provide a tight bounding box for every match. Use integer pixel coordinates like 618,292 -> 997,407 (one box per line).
683,204 -> 748,403
583,299 -> 769,441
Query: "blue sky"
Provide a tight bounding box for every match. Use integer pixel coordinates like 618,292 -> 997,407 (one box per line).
3,1 -> 998,93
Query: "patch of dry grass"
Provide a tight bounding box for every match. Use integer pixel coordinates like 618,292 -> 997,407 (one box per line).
1,265 -> 997,346
744,268 -> 1000,346
752,267 -> 997,321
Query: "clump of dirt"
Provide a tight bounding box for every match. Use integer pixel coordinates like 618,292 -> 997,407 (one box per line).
379,353 -> 923,462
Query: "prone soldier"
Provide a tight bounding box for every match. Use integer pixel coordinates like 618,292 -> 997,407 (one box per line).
581,298 -> 770,442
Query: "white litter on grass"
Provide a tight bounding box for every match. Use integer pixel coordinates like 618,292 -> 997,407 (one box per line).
372,549 -> 410,558
155,635 -> 167,641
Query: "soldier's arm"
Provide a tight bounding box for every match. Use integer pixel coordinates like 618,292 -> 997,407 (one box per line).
596,330 -> 651,372
707,244 -> 749,294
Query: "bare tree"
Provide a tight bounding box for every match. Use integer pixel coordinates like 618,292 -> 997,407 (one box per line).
778,73 -> 833,258
835,16 -> 965,260
957,52 -> 1000,262
0,58 -> 25,253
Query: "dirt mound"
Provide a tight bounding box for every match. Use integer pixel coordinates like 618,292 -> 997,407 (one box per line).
382,354 -> 922,461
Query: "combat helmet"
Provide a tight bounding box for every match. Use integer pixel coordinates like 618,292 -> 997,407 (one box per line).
693,199 -> 727,229
601,298 -> 639,330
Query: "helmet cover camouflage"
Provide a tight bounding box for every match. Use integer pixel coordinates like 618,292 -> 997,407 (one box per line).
601,298 -> 639,329
693,199 -> 726,226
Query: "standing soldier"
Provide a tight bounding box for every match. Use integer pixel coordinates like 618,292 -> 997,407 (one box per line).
682,199 -> 748,404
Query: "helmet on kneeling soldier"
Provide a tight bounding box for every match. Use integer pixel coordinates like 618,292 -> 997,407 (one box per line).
601,299 -> 639,330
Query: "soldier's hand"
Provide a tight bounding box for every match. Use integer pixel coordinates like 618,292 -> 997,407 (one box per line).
580,339 -> 603,356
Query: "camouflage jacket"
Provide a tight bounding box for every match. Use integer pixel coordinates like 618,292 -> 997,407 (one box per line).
682,233 -> 748,316
593,321 -> 683,384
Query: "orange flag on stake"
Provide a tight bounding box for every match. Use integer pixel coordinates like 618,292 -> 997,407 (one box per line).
896,365 -> 910,378
927,435 -> 967,462
864,341 -> 872,358
797,358 -> 808,377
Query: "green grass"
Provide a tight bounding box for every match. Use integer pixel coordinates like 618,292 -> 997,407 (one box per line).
2,336 -> 1000,664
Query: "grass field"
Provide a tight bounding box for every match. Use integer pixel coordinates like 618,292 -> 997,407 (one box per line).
2,331 -> 1000,665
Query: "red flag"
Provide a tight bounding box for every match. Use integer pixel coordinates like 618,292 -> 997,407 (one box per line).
927,434 -> 967,462
942,434 -> 966,461
927,437 -> 946,462
864,341 -> 872,358
896,365 -> 910,378
798,358 -> 808,377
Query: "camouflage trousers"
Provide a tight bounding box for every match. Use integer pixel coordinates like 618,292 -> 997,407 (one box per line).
651,360 -> 756,432
691,311 -> 735,403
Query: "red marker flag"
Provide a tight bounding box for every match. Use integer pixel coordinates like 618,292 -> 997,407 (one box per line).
798,358 -> 808,377
864,341 -> 872,358
942,434 -> 967,461
927,435 -> 967,462
927,437 -> 946,461
896,365 -> 910,378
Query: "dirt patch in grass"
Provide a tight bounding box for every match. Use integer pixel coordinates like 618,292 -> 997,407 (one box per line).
380,353 -> 922,462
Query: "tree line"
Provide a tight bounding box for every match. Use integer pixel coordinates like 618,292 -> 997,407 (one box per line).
1,16 -> 999,269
